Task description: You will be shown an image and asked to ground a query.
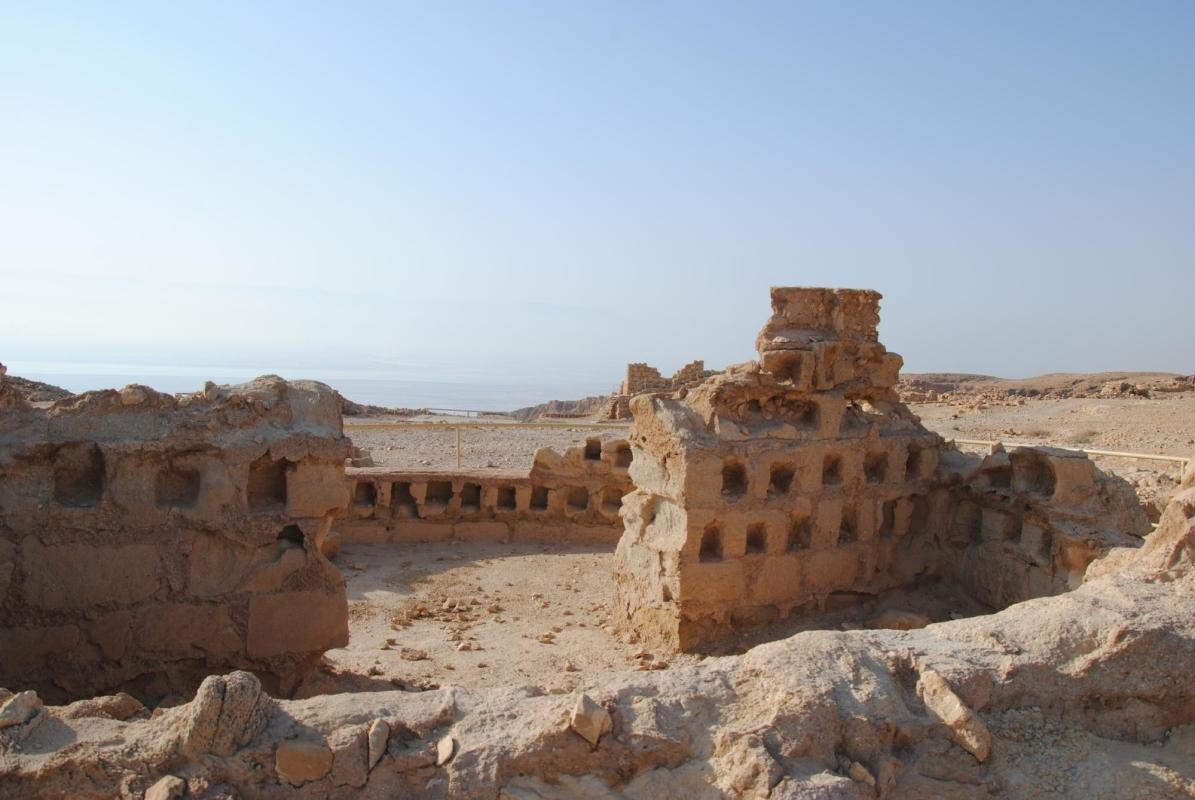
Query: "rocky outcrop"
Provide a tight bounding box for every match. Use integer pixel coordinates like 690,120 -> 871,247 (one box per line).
0,376 -> 352,701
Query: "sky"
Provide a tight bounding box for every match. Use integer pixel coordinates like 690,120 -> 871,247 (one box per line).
1,1 -> 1193,403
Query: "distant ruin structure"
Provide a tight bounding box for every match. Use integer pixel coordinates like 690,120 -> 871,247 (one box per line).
0,375 -> 351,701
613,288 -> 1149,650
604,359 -> 715,420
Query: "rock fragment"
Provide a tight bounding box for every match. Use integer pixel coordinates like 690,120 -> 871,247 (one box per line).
569,693 -> 611,747
144,775 -> 186,800
436,735 -> 457,766
0,691 -> 42,728
867,610 -> 932,630
367,718 -> 390,770
917,668 -> 992,762
276,739 -> 335,786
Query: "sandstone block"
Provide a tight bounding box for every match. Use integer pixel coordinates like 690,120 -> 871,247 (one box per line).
276,739 -> 334,786
286,463 -> 348,518
329,724 -> 369,788
22,540 -> 159,609
569,693 -> 611,747
248,590 -> 348,658
144,775 -> 185,800
0,690 -> 42,728
454,521 -> 511,542
367,718 -> 390,770
916,669 -> 991,762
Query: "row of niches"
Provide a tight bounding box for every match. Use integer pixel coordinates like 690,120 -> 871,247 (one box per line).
951,499 -> 1053,566
578,437 -> 633,468
974,451 -> 1058,499
694,493 -> 930,562
349,477 -> 628,522
718,442 -> 936,499
29,444 -> 295,514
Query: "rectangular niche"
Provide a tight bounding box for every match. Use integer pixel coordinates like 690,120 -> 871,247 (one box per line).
496,486 -> 518,511
53,443 -> 105,508
864,451 -> 888,484
722,459 -> 747,497
565,486 -> 589,513
247,454 -> 289,513
391,482 -> 419,518
822,453 -> 843,487
156,465 -> 201,509
460,482 -> 482,512
769,462 -> 796,496
425,480 -> 453,508
788,515 -> 812,551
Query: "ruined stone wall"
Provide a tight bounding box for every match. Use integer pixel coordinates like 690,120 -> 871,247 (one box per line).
936,445 -> 1148,608
608,360 -> 714,420
0,376 -> 351,701
614,287 -> 1148,651
620,363 -> 669,396
334,437 -> 634,547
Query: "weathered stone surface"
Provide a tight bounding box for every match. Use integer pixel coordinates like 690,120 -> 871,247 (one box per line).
328,724 -> 369,788
614,288 -> 1149,651
275,738 -> 334,786
60,691 -> 145,720
0,377 -> 351,702
247,589 -> 348,659
176,671 -> 272,757
143,775 -> 185,800
21,540 -> 160,609
916,668 -> 992,762
436,735 -> 457,766
569,693 -> 612,747
367,718 -> 390,770
0,690 -> 41,728
1,483 -> 1194,799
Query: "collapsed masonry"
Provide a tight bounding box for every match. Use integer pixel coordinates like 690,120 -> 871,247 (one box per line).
0,375 -> 352,701
601,360 -> 715,420
334,437 -> 634,547
614,288 -> 1149,650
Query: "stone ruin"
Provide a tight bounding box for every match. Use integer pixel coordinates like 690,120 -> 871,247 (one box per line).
1,291 -> 1193,799
602,360 -> 715,420
0,374 -> 351,701
335,436 -> 635,548
613,288 -> 1148,650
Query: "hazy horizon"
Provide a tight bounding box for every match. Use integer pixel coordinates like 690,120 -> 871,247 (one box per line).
2,2 -> 1193,398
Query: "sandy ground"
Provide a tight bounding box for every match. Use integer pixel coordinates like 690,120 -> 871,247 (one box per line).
297,541 -> 985,695
296,541 -> 699,697
912,395 -> 1195,508
345,415 -> 631,472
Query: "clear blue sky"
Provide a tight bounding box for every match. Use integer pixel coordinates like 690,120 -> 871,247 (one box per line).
2,1 -> 1192,394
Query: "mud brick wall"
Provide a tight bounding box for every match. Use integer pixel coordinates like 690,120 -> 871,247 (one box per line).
0,376 -> 351,701
334,437 -> 634,548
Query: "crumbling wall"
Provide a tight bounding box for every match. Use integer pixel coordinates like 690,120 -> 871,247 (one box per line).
0,375 -> 351,701
614,287 -> 1149,651
608,360 -> 715,420
620,363 -> 668,396
334,437 -> 634,547
935,444 -> 1149,608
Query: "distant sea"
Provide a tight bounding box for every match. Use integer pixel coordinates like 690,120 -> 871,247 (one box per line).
6,362 -> 613,412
